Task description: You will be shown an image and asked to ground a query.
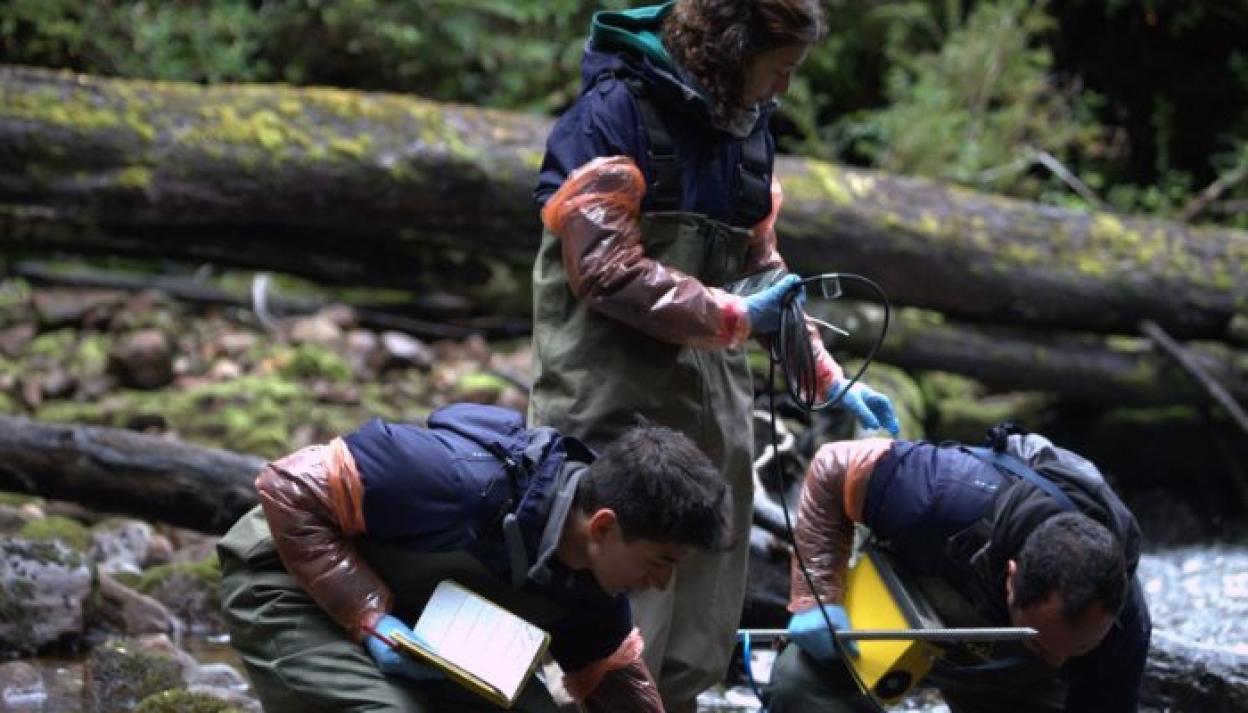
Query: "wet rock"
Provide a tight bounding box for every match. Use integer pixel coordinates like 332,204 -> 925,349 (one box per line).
288,312 -> 343,345
31,289 -> 126,329
0,539 -> 91,653
214,331 -> 258,359
1145,632 -> 1248,712
110,290 -> 178,332
96,570 -> 175,637
345,328 -> 379,376
137,557 -> 225,635
0,323 -> 36,358
0,660 -> 46,712
144,531 -> 175,568
84,637 -> 183,713
109,329 -> 174,389
207,359 -> 243,381
0,503 -> 38,532
90,521 -> 154,576
375,330 -> 435,371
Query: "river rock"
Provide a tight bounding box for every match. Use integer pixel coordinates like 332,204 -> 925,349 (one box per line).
0,538 -> 91,653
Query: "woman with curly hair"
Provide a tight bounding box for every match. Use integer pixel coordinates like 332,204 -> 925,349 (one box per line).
530,2 -> 899,710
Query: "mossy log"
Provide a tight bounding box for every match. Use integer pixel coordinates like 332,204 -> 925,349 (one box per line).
812,302 -> 1248,407
1,65 -> 1245,339
0,414 -> 262,533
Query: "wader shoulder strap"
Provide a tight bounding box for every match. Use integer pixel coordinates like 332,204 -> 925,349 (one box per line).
627,80 -> 771,224
629,82 -> 683,211
962,446 -> 1078,512
734,128 -> 771,226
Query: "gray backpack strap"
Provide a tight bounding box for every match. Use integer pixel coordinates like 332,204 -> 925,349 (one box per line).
961,446 -> 1078,512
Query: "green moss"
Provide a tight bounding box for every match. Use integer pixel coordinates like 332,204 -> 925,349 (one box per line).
455,372 -> 511,400
90,638 -> 185,713
135,689 -> 244,713
133,553 -> 220,596
0,278 -> 32,314
276,344 -> 353,382
0,492 -> 40,508
18,514 -> 92,552
919,371 -> 1055,442
26,329 -> 77,359
115,166 -> 154,190
789,162 -> 876,206
195,104 -> 314,159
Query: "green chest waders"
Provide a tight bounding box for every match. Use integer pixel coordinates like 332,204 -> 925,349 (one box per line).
217,507 -> 564,713
528,213 -> 757,705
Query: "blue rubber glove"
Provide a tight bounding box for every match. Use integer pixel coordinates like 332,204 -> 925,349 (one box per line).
787,604 -> 858,661
828,381 -> 901,436
364,614 -> 445,682
743,273 -> 805,335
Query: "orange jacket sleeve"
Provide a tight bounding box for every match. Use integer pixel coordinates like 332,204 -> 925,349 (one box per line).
255,438 -> 392,641
542,155 -> 751,349
789,438 -> 895,611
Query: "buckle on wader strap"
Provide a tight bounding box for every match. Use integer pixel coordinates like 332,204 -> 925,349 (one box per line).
631,83 -> 683,211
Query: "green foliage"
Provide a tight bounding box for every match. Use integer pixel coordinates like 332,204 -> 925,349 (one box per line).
0,0 -> 625,113
823,0 -> 1102,200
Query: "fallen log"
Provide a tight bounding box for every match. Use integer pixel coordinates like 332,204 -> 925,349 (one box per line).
1,65 -> 1245,340
0,414 -> 262,534
811,301 -> 1248,408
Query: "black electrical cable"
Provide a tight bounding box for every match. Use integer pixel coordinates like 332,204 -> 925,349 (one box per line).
757,272 -> 892,713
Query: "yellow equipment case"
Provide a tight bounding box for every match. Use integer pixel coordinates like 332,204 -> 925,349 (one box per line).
841,543 -> 944,705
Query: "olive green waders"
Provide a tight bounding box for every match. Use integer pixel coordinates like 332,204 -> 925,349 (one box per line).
529,214 -> 757,709
217,507 -> 565,713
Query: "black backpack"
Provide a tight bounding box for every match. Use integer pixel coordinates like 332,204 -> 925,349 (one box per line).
961,422 -> 1141,574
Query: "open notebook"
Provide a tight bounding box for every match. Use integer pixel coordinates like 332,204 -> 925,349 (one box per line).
390,579 -> 552,709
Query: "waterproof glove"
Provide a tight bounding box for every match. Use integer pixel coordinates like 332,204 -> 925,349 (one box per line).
829,381 -> 901,436
787,603 -> 858,661
364,614 -> 445,682
743,273 -> 805,335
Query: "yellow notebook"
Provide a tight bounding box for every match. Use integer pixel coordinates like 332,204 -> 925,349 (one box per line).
390,579 -> 552,709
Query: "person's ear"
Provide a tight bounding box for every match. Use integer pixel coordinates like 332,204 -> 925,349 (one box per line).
586,508 -> 618,542
1005,559 -> 1018,603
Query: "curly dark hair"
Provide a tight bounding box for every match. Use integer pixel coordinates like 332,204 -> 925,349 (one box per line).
662,0 -> 825,125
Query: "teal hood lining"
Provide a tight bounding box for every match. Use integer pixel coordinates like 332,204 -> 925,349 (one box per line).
590,2 -> 679,76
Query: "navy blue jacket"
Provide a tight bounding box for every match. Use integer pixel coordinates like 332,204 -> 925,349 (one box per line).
534,4 -> 776,226
342,404 -> 632,673
865,441 -> 1151,713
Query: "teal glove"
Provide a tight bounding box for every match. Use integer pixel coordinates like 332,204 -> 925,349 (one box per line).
743,273 -> 805,335
787,604 -> 858,661
829,381 -> 900,436
365,614 -> 445,682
